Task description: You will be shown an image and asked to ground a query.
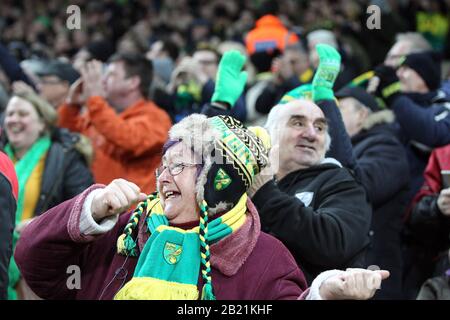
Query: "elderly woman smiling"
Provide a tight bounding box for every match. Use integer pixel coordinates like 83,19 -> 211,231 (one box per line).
14,113 -> 389,300
2,91 -> 93,299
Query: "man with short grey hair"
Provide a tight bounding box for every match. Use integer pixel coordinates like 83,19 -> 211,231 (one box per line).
249,45 -> 371,283
250,96 -> 371,284
384,32 -> 432,68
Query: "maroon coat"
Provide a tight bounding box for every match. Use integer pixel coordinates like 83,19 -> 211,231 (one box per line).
15,185 -> 308,300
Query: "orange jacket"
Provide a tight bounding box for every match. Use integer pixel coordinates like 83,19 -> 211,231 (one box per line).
58,96 -> 172,193
245,15 -> 299,55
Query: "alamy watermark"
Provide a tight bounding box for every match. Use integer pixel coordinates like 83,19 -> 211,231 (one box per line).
64,4 -> 381,31
66,5 -> 81,30
66,265 -> 81,290
366,5 -> 381,30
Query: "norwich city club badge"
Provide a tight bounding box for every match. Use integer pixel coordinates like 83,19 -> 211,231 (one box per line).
163,242 -> 182,265
214,168 -> 232,191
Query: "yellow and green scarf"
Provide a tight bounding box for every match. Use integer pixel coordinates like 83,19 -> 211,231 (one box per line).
4,135 -> 51,300
115,193 -> 247,300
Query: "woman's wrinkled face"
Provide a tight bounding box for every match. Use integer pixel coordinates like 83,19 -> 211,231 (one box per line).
156,142 -> 200,224
4,96 -> 45,154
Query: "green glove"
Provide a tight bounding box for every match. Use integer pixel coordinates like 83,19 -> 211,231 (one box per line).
211,50 -> 248,107
279,84 -> 313,104
312,44 -> 341,101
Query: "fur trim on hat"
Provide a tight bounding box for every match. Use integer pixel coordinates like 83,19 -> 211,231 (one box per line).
168,114 -> 231,215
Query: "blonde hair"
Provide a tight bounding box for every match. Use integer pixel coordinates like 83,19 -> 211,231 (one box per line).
14,92 -> 57,127
395,32 -> 432,53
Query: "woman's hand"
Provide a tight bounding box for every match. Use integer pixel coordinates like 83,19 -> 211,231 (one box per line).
319,268 -> 390,300
91,179 -> 147,222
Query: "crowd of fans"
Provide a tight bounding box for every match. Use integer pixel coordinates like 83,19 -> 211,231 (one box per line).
0,0 -> 450,300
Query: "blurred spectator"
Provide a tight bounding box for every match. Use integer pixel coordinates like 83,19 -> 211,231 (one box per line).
373,51 -> 450,200
33,60 -> 80,108
226,9 -> 255,43
351,32 -> 432,90
385,32 -> 433,67
0,42 -> 35,90
157,47 -> 246,123
245,3 -> 299,56
1,90 -> 94,299
146,39 -> 180,85
73,40 -> 116,72
245,0 -> 299,85
240,3 -> 300,125
117,21 -> 151,56
336,87 -> 410,299
253,44 -> 311,117
373,42 -> 450,301
307,30 -> 339,69
416,250 -> 450,300
193,48 -> 219,84
0,72 -> 10,111
409,0 -> 449,53
407,143 -> 450,298
0,149 -> 18,300
58,53 -> 172,194
307,29 -> 358,89
186,18 -> 212,53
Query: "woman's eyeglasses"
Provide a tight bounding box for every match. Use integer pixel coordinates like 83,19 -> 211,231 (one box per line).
155,163 -> 198,179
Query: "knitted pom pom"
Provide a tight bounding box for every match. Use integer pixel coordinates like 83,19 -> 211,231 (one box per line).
116,234 -> 127,255
117,233 -> 138,257
123,234 -> 138,257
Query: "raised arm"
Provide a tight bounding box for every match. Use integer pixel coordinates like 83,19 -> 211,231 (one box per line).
201,50 -> 248,118
14,179 -> 146,299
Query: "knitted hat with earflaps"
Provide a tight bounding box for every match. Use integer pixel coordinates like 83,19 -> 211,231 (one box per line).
115,114 -> 270,300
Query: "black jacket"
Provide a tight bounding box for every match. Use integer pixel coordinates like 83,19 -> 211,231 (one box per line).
409,194 -> 450,261
0,158 -> 16,300
351,116 -> 410,299
34,128 -> 94,215
408,194 -> 450,283
252,161 -> 371,283
0,151 -> 18,300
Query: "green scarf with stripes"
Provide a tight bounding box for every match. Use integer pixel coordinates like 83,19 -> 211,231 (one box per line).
5,136 -> 51,223
114,193 -> 247,300
4,135 -> 51,300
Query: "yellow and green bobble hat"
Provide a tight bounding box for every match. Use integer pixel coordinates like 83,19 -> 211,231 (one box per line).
116,114 -> 270,300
